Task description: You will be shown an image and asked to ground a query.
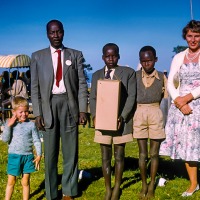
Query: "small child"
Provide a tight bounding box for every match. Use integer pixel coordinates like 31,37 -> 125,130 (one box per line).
2,96 -> 42,200
133,46 -> 168,199
90,43 -> 136,200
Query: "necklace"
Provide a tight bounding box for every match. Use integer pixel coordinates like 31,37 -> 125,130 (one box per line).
186,49 -> 200,61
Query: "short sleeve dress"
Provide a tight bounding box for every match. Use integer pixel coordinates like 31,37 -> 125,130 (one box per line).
159,61 -> 200,161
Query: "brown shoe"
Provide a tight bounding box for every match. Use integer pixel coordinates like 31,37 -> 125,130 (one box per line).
62,195 -> 74,200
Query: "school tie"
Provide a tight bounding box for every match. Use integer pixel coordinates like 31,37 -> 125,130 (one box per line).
105,69 -> 112,79
56,49 -> 62,87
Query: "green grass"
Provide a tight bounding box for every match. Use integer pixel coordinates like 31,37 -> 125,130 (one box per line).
0,126 -> 200,199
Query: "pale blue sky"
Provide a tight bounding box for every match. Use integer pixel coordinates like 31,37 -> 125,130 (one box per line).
0,0 -> 200,74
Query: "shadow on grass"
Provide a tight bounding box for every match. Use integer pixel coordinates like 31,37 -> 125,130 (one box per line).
29,157 -> 199,199
121,157 -> 141,189
29,179 -> 45,199
158,158 -> 188,180
123,156 -> 190,181
76,166 -> 102,197
29,166 -> 103,199
29,175 -> 63,200
121,156 -> 194,190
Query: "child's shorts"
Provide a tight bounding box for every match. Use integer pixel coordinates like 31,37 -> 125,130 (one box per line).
7,154 -> 35,176
133,103 -> 165,139
94,130 -> 133,145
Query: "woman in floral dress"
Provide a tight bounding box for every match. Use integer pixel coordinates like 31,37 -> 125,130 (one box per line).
159,20 -> 200,197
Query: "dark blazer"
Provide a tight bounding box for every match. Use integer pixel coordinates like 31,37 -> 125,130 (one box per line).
31,47 -> 88,128
89,66 -> 136,135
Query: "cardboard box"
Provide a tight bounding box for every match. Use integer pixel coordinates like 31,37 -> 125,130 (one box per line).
95,79 -> 121,131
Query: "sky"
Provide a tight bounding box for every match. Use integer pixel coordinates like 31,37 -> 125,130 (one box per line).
0,0 -> 200,76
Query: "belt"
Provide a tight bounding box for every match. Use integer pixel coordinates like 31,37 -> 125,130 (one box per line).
52,92 -> 67,96
137,103 -> 159,107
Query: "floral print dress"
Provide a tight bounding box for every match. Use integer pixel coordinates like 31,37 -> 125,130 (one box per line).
159,62 -> 200,161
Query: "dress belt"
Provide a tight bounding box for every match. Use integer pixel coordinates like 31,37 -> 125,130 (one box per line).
51,92 -> 68,96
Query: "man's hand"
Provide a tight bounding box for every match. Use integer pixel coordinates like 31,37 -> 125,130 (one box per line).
79,112 -> 87,125
35,116 -> 45,131
33,155 -> 42,170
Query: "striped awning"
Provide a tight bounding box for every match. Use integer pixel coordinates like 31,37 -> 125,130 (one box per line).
0,54 -> 31,68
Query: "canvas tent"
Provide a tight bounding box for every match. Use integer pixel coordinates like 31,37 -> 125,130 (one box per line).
0,54 -> 31,68
0,54 -> 32,121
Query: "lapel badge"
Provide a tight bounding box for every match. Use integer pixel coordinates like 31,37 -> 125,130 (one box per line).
65,60 -> 72,66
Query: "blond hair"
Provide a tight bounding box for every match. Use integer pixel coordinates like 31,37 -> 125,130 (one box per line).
11,96 -> 29,110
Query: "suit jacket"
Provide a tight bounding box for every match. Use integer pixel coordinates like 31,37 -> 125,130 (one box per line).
31,47 -> 88,128
90,66 -> 136,135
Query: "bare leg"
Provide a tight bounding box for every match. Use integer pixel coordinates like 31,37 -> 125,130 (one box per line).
137,139 -> 148,198
185,161 -> 198,193
111,144 -> 125,200
21,174 -> 30,200
5,175 -> 16,200
146,139 -> 161,199
101,144 -> 112,200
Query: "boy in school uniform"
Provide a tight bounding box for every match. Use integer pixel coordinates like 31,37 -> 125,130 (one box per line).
90,43 -> 136,200
133,46 -> 168,199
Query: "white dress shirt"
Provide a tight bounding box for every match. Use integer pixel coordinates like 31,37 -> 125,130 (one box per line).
104,66 -> 116,80
50,46 -> 66,94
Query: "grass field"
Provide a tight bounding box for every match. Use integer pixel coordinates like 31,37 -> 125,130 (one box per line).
0,125 -> 200,200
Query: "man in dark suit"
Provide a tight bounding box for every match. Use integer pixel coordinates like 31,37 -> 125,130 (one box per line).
89,43 -> 136,200
31,20 -> 88,200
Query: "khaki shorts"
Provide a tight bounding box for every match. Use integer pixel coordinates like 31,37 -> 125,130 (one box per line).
94,130 -> 133,145
133,103 -> 165,139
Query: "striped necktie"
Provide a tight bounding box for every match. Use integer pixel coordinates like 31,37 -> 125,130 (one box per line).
105,69 -> 112,79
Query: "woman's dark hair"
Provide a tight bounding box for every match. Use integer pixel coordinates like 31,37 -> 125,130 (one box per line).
182,20 -> 200,40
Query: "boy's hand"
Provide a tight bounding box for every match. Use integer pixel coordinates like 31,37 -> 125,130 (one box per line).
117,116 -> 124,130
7,114 -> 17,127
33,155 -> 42,170
92,117 -> 96,128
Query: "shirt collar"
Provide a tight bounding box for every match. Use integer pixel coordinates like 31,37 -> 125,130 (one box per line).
50,45 -> 64,54
105,65 -> 117,72
141,68 -> 160,80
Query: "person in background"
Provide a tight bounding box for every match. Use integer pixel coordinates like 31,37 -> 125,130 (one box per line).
2,96 -> 42,200
31,19 -> 88,200
159,20 -> 200,197
90,43 -> 136,200
1,70 -> 28,122
8,70 -> 28,99
25,69 -> 31,98
133,46 -> 168,199
1,71 -> 10,100
0,75 -> 5,112
163,70 -> 168,78
160,70 -> 169,126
